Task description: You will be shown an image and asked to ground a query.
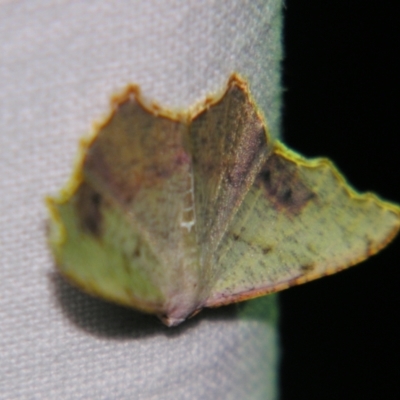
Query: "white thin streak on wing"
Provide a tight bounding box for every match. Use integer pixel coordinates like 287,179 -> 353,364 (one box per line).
181,220 -> 195,232
180,167 -> 196,233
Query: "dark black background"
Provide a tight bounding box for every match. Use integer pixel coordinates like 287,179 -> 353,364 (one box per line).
280,2 -> 399,399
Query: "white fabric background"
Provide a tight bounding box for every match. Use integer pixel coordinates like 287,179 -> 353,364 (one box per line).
0,1 -> 282,399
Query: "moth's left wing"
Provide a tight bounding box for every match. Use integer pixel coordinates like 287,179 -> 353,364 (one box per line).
206,142 -> 400,307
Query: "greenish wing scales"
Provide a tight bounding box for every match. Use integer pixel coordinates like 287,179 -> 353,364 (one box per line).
206,142 -> 400,307
52,183 -> 166,314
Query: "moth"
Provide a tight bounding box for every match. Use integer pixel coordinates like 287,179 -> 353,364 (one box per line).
47,75 -> 400,326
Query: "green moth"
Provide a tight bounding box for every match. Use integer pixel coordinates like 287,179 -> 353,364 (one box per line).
47,75 -> 400,326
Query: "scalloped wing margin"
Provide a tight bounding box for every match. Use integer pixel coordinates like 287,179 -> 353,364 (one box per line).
206,141 -> 400,307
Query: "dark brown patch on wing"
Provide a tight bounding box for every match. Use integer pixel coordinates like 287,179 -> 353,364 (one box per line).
262,246 -> 272,255
75,182 -> 103,237
300,263 -> 316,273
256,152 -> 316,215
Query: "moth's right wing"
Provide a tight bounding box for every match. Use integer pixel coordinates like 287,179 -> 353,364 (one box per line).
206,142 -> 400,307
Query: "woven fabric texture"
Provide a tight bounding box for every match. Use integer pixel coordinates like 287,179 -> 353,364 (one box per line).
0,1 -> 282,399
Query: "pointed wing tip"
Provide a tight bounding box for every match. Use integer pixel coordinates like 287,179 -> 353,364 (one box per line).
357,194 -> 400,259
275,140 -> 400,209
373,212 -> 400,252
